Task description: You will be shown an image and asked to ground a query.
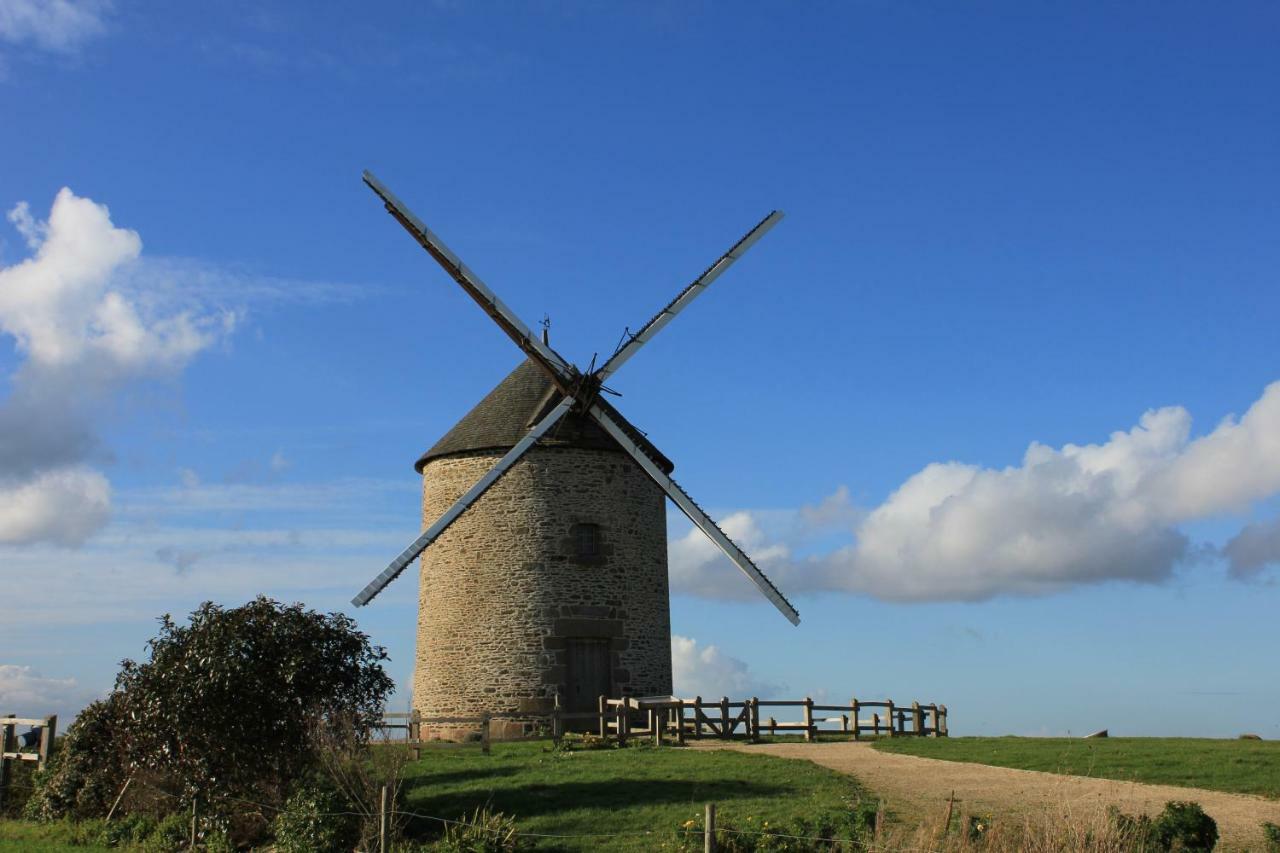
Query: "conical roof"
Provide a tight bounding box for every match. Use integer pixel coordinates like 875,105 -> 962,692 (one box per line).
416,360 -> 674,474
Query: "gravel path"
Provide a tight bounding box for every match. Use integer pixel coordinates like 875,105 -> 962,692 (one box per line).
697,741 -> 1280,851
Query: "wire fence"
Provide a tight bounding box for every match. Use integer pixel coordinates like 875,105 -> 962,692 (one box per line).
117,774 -> 949,853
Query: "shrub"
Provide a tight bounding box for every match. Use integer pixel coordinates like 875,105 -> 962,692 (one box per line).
99,813 -> 158,847
1153,801 -> 1217,851
1262,821 -> 1280,852
24,696 -> 128,820
272,780 -> 360,853
432,807 -> 522,852
140,812 -> 191,852
29,596 -> 394,828
204,828 -> 237,853
1110,801 -> 1218,851
967,814 -> 993,842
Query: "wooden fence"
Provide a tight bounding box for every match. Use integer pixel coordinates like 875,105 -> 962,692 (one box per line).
382,696 -> 946,749
0,715 -> 57,810
596,696 -> 947,745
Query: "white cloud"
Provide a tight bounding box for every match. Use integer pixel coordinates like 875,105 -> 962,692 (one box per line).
0,465 -> 109,545
0,189 -> 232,373
671,635 -> 781,699
0,0 -> 110,53
672,382 -> 1280,603
0,664 -> 100,724
0,188 -> 235,546
670,511 -> 791,601
798,484 -> 861,528
1222,516 -> 1280,581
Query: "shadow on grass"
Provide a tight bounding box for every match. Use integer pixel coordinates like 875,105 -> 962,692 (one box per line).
404,765 -> 523,787
400,777 -> 791,831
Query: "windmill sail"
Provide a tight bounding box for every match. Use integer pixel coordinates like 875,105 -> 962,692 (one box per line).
362,171 -> 576,393
586,404 -> 801,626
595,210 -> 784,383
352,396 -> 575,606
355,171 -> 798,625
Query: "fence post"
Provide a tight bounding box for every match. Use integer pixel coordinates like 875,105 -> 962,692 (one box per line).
653,706 -> 661,747
37,715 -> 56,769
190,796 -> 198,849
379,783 -> 389,853
693,696 -> 703,739
618,704 -> 628,747
939,704 -> 948,736
552,694 -> 563,744
0,716 -> 14,812
481,713 -> 491,754
803,697 -> 814,742
750,697 -> 760,742
704,802 -> 717,853
912,702 -> 922,736
720,697 -> 730,739
676,700 -> 686,745
851,698 -> 860,740
598,695 -> 607,739
886,700 -> 896,738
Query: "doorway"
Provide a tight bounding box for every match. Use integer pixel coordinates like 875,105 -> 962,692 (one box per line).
564,638 -> 612,726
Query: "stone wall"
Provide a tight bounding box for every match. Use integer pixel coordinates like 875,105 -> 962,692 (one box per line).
413,444 -> 671,736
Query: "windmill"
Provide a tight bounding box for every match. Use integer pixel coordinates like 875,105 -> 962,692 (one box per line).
352,172 -> 798,733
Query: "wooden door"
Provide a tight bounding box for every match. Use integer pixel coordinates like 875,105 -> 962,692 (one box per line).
565,638 -> 612,723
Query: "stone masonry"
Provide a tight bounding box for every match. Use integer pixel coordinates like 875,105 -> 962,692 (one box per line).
414,444 -> 672,738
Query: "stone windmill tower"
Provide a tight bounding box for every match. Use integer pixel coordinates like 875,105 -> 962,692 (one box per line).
352,172 -> 800,736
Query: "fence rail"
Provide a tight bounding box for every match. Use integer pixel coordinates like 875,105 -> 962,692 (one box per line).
382,695 -> 947,749
0,714 -> 57,810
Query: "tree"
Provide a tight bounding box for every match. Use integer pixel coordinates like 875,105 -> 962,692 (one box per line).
33,597 -> 393,821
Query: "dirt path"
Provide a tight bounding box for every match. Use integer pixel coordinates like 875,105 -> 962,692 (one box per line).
696,741 -> 1280,850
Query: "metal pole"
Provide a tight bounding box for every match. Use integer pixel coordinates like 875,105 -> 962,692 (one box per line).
704,802 -> 716,853
190,796 -> 197,849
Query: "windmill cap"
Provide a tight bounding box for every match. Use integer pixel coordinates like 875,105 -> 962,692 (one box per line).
416,360 -> 675,474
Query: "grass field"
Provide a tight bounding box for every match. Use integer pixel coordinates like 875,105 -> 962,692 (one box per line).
0,740 -> 867,851
0,821 -> 112,852
874,736 -> 1280,798
399,739 -> 866,849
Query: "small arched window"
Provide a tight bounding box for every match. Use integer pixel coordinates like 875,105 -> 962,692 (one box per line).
572,523 -> 600,558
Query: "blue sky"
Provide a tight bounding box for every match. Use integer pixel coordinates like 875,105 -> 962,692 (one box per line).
1,1 -> 1277,737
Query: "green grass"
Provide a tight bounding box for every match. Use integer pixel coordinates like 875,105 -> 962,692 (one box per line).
874,736 -> 1280,798
0,820 -> 114,851
400,739 -> 867,850
0,740 -> 867,851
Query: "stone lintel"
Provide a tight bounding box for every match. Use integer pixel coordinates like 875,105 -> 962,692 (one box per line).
552,617 -> 624,638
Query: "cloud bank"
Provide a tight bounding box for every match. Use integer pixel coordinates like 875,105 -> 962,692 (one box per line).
671,635 -> 780,698
1222,516 -> 1280,580
0,188 -> 234,546
0,664 -> 100,723
673,382 -> 1280,602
